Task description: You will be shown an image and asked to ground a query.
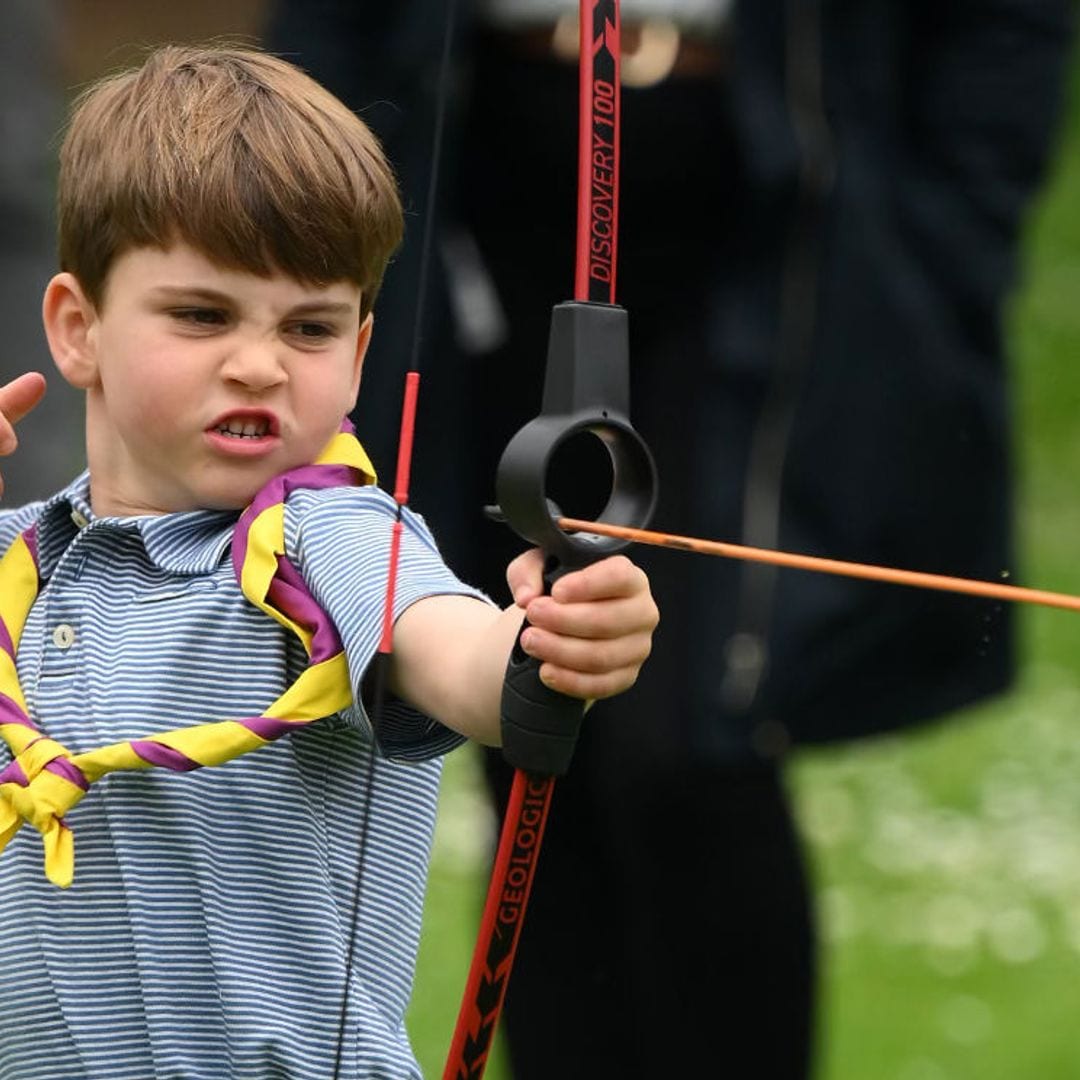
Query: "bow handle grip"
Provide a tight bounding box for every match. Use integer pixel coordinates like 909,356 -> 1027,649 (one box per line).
500,562 -> 583,776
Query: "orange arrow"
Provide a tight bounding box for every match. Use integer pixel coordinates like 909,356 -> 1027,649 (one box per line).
557,517 -> 1080,614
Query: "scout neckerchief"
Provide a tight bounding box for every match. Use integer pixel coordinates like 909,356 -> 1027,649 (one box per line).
0,427 -> 375,888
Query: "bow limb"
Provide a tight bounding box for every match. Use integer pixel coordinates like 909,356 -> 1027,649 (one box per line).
442,3 -> 657,1077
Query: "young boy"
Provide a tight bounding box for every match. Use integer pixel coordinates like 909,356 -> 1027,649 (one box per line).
0,45 -> 658,1079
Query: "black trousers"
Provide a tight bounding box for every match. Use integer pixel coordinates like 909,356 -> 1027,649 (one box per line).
484,726 -> 816,1079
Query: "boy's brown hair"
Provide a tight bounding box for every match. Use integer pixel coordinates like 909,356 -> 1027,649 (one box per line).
58,43 -> 403,317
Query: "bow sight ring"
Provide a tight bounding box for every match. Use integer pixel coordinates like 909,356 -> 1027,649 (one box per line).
495,301 -> 658,570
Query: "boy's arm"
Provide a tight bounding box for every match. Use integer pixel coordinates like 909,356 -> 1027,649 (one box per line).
0,373 -> 47,499
387,550 -> 659,745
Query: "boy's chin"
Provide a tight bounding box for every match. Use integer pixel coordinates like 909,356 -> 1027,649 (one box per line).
211,492 -> 265,512
197,456 -> 321,511
197,480 -> 272,512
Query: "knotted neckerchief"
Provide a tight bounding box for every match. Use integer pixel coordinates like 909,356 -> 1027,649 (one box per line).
0,428 -> 375,888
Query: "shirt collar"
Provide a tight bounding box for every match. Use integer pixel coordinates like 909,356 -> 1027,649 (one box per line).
34,472 -> 239,578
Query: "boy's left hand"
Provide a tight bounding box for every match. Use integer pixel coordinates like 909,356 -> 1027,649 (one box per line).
506,550 -> 659,701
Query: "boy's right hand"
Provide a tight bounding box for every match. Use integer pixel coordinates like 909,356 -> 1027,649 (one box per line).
0,373 -> 47,499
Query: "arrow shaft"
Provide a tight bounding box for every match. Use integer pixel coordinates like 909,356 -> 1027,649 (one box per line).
557,516 -> 1080,614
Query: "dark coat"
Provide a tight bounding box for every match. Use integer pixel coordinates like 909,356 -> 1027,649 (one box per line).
266,0 -> 1074,762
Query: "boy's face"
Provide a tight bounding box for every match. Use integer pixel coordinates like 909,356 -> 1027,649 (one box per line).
48,242 -> 370,516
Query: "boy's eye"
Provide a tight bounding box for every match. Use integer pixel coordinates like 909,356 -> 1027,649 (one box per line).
172,307 -> 227,326
289,321 -> 334,339
284,321 -> 341,346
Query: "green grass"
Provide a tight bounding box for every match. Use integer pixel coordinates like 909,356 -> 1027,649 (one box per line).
793,673 -> 1080,1079
406,57 -> 1080,1080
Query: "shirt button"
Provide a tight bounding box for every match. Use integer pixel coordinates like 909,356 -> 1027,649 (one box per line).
52,624 -> 76,650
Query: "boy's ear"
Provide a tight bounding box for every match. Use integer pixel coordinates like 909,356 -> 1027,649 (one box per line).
43,272 -> 100,389
349,312 -> 374,406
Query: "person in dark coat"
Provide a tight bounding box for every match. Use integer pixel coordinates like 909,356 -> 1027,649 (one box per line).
266,2 -> 1074,1075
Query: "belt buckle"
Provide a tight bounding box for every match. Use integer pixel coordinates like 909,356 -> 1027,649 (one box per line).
551,15 -> 682,89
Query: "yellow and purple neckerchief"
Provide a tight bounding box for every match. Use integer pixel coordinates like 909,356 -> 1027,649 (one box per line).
0,427 -> 375,888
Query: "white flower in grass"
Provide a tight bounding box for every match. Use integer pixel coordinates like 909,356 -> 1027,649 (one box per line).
924,893 -> 982,951
865,811 -> 934,875
1010,817 -> 1080,897
987,905 -> 1046,964
879,892 -> 924,946
1057,902 -> 1080,956
820,885 -> 860,942
896,1057 -> 950,1080
938,994 -> 993,1045
979,761 -> 1041,824
924,943 -> 979,978
800,784 -> 857,848
924,811 -> 983,879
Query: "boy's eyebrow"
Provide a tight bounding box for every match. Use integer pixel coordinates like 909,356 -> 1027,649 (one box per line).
285,300 -> 357,318
148,286 -> 233,305
148,286 -> 356,317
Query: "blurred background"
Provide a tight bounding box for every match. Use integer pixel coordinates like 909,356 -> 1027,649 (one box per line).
0,0 -> 266,507
5,2 -> 1080,1077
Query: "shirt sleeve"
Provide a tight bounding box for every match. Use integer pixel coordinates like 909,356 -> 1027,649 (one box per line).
285,484 -> 494,761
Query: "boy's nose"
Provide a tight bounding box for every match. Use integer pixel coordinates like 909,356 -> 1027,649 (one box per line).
221,339 -> 287,390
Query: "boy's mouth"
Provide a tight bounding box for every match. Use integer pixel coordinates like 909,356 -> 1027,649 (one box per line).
215,419 -> 270,439
208,411 -> 279,440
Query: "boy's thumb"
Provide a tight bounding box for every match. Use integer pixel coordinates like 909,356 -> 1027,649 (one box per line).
0,373 -> 47,426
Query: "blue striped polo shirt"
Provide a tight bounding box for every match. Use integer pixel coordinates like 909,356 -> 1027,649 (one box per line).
0,472 -> 487,1079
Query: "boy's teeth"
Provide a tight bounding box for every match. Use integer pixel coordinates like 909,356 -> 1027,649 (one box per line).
217,419 -> 270,438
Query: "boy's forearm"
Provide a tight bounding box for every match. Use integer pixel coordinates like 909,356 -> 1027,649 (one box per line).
386,553 -> 657,744
388,594 -> 524,745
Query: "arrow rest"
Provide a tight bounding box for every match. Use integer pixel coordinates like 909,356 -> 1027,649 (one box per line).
495,300 -> 657,570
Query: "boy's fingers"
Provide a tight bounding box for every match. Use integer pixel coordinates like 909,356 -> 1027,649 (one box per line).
532,656 -> 648,701
0,373 -> 47,431
549,554 -> 648,602
0,376 -> 46,491
505,547 -> 547,607
527,554 -> 659,635
525,592 -> 658,644
509,553 -> 650,609
520,623 -> 653,675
